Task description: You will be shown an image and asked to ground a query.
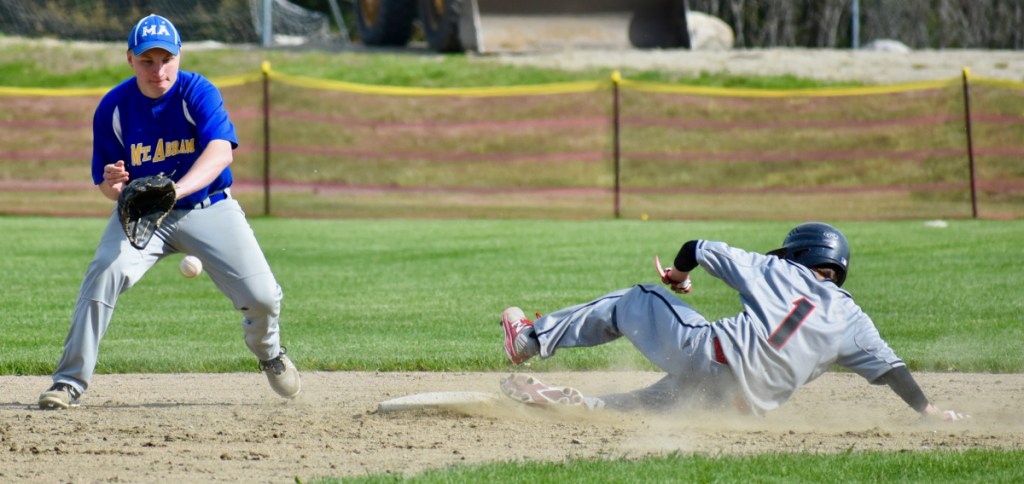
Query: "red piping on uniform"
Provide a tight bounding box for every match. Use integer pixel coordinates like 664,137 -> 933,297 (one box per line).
713,337 -> 728,365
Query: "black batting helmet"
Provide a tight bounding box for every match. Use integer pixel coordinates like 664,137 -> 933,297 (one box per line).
767,222 -> 851,287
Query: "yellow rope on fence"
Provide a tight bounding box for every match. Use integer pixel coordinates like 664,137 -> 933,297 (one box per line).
616,77 -> 960,97
0,85 -> 109,96
0,72 -> 261,96
2,63 -> 1017,98
211,71 -> 264,88
968,74 -> 1024,90
265,69 -> 608,97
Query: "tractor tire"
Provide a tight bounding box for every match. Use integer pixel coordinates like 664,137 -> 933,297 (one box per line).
357,0 -> 417,46
629,0 -> 691,49
419,0 -> 464,52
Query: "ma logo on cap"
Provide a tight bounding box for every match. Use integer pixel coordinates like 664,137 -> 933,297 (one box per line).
129,14 -> 181,55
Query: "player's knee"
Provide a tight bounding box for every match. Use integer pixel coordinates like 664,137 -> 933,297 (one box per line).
233,278 -> 282,320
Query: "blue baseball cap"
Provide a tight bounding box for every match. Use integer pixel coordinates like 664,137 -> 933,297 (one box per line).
128,14 -> 181,55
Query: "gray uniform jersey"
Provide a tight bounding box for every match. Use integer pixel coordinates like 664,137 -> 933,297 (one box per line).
697,240 -> 904,412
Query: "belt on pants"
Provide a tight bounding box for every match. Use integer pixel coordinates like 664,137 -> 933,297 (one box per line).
713,337 -> 729,365
193,189 -> 230,210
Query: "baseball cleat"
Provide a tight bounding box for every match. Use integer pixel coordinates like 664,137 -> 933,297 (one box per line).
500,373 -> 586,408
502,307 -> 539,365
38,382 -> 82,410
260,347 -> 301,399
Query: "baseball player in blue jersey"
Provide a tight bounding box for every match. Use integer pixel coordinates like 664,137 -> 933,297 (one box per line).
500,222 -> 967,421
38,14 -> 300,409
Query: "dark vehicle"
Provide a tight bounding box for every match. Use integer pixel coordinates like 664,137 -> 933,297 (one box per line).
355,0 -> 692,53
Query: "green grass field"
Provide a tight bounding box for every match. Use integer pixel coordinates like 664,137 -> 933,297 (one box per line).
3,217 -> 1021,376
2,216 -> 1022,481
329,450 -> 1024,483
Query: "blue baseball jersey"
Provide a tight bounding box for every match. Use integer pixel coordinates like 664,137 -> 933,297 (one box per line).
92,71 -> 238,209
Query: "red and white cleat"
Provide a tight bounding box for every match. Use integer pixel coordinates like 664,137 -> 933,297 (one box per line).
502,307 -> 537,365
500,373 -> 586,408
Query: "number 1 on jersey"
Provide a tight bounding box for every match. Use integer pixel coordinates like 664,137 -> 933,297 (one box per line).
769,297 -> 815,349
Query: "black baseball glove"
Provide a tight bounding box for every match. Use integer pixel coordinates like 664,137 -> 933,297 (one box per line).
117,174 -> 177,249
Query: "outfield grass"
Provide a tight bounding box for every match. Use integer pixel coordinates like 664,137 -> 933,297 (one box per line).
2,213 -> 1020,483
2,216 -> 1020,376
326,450 -> 1024,483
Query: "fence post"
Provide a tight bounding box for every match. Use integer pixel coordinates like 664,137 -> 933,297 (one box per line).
611,70 -> 622,219
851,0 -> 860,49
261,0 -> 273,48
961,67 -> 978,219
262,61 -> 272,217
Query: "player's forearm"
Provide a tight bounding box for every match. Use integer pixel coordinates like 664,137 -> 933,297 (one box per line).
876,365 -> 970,420
174,139 -> 233,199
874,366 -> 929,413
673,240 -> 700,273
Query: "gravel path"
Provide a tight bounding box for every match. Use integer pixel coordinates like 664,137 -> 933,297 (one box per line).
487,48 -> 1024,84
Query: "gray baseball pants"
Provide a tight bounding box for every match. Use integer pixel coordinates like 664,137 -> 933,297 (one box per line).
532,284 -> 738,411
51,198 -> 282,393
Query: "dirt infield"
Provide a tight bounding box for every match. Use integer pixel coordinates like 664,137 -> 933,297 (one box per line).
1,371 -> 1021,482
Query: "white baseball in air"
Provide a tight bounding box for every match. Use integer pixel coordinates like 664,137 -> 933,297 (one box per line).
180,255 -> 203,278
